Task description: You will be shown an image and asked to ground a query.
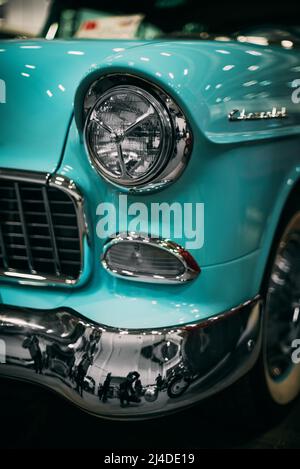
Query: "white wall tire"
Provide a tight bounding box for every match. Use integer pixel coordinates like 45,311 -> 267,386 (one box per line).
263,212 -> 300,405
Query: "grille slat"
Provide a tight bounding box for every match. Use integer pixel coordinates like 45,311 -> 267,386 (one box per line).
42,186 -> 61,276
3,221 -> 22,226
7,244 -> 27,250
0,223 -> 9,269
0,178 -> 82,282
14,182 -> 35,273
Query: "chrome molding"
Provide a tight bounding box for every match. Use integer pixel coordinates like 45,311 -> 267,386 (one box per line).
0,297 -> 262,420
0,169 -> 89,287
101,232 -> 200,284
83,74 -> 193,193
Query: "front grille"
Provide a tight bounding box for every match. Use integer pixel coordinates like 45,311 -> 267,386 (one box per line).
0,177 -> 82,283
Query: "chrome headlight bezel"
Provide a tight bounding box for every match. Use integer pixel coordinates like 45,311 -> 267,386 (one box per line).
83,74 -> 192,193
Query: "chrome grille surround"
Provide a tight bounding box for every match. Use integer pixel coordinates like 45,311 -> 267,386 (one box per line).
0,169 -> 88,286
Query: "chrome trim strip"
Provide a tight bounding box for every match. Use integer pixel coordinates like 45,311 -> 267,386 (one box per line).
0,297 -> 262,420
0,169 -> 89,287
101,232 -> 200,284
83,74 -> 193,193
0,169 -> 48,185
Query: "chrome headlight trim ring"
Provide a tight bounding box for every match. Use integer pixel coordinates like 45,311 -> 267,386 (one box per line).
83,74 -> 193,193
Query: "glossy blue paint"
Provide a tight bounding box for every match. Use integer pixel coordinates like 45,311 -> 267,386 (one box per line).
0,38 -> 299,328
74,41 -> 300,143
0,39 -> 144,172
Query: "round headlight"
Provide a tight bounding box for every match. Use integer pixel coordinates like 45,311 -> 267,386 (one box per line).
84,77 -> 192,192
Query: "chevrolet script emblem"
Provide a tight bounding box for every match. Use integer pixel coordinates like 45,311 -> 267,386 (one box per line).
228,107 -> 288,121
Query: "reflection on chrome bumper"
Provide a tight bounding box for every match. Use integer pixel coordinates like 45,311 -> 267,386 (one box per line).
0,298 -> 261,419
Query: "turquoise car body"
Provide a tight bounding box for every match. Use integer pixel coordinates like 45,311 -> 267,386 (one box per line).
0,35 -> 300,418
0,38 -> 299,328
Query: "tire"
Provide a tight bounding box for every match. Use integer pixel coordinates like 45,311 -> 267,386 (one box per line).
211,202 -> 300,428
263,211 -> 300,407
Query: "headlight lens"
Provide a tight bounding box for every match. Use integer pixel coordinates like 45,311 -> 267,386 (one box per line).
84,77 -> 192,192
86,86 -> 172,186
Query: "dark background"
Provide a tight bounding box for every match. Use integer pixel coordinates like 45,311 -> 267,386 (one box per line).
1,377 -> 300,449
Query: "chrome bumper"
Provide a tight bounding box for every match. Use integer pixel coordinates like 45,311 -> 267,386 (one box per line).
0,298 -> 262,420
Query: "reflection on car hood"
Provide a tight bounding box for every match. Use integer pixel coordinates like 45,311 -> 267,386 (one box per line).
0,39 -> 145,173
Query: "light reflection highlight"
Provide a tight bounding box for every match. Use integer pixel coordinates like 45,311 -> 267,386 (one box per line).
223,65 -> 235,71
67,51 -> 85,56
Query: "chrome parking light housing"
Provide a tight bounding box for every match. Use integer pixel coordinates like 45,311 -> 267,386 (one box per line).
101,232 -> 200,284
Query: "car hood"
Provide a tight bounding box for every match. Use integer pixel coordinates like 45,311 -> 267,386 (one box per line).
0,39 -> 146,173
